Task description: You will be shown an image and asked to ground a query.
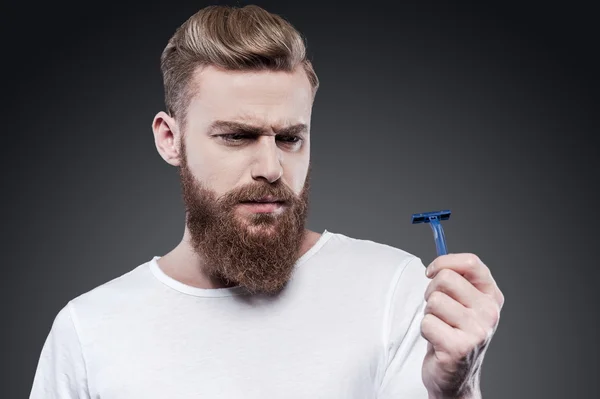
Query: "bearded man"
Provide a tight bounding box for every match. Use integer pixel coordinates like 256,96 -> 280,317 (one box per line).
30,5 -> 504,399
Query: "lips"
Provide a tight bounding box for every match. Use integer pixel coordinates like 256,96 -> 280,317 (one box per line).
241,196 -> 284,204
238,200 -> 286,214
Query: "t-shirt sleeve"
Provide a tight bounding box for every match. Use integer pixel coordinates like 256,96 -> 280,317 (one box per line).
377,256 -> 431,398
29,301 -> 91,399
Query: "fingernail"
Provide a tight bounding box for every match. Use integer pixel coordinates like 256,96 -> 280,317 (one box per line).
426,262 -> 434,277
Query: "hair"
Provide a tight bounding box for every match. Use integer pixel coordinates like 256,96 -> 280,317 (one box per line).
160,4 -> 319,127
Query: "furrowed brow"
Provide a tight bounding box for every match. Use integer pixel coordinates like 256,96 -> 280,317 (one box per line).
273,124 -> 308,135
208,121 -> 266,135
208,120 -> 308,136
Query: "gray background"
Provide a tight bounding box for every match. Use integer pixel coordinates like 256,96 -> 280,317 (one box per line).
3,0 -> 598,397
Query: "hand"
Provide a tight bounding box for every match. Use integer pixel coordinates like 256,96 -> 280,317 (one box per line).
420,253 -> 504,399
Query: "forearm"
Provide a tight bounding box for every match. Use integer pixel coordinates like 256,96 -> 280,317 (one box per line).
428,386 -> 482,399
427,368 -> 482,399
428,387 -> 482,399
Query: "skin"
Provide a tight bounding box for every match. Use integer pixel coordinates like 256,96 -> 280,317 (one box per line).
151,65 -> 321,290
422,254 -> 505,398
149,63 -> 504,397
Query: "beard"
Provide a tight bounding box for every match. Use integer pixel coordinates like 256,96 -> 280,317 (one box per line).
177,141 -> 311,296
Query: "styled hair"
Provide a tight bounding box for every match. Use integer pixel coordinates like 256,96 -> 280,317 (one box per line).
160,4 -> 319,125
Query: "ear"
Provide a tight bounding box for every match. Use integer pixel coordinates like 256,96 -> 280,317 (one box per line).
152,111 -> 182,167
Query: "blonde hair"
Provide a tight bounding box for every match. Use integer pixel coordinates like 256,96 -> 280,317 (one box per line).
160,5 -> 319,124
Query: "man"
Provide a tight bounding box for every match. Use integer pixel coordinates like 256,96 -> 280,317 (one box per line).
30,5 -> 504,398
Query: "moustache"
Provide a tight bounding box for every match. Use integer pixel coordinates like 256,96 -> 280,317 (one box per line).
218,183 -> 298,208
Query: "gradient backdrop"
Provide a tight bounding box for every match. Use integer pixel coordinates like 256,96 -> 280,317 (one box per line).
3,0 -> 598,397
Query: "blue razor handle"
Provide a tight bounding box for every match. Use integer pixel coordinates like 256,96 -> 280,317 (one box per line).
411,210 -> 451,256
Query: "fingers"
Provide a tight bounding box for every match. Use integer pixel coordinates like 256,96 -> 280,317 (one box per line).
424,268 -> 482,309
427,253 -> 498,298
421,311 -> 489,368
420,252 -> 503,391
424,291 -> 482,333
421,313 -> 456,352
427,253 -> 505,307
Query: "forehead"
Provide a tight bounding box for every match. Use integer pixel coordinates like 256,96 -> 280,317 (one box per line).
186,65 -> 313,128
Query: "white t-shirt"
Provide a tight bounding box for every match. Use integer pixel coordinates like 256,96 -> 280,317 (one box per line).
30,230 -> 431,398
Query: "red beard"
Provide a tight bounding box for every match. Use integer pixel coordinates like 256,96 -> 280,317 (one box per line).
177,141 -> 311,295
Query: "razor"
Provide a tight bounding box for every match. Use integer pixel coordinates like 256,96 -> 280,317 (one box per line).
411,210 -> 451,256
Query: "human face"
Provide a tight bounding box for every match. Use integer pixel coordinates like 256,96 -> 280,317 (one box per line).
183,65 -> 313,208
155,65 -> 314,294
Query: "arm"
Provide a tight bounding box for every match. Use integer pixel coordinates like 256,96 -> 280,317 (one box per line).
378,253 -> 503,399
29,301 -> 91,399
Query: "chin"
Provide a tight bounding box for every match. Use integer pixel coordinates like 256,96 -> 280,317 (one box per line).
234,214 -> 278,231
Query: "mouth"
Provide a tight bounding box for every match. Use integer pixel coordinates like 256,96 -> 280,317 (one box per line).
238,198 -> 287,213
240,196 -> 285,204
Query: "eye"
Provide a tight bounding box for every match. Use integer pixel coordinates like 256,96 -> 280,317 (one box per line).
277,135 -> 302,144
218,133 -> 254,144
217,133 -> 303,148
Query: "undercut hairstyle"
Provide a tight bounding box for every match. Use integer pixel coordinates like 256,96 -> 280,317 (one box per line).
160,4 -> 319,127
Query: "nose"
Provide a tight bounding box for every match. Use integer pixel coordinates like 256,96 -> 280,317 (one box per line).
251,136 -> 283,183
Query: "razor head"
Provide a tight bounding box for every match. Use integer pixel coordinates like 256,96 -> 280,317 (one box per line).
411,210 -> 451,224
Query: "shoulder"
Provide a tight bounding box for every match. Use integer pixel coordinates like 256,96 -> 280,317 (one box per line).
311,231 -> 429,294
321,230 -> 423,274
66,258 -> 156,323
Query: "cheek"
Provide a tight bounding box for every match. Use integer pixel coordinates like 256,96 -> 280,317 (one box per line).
191,153 -> 247,194
285,159 -> 310,194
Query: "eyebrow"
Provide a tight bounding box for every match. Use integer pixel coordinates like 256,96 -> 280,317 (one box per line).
207,120 -> 308,136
